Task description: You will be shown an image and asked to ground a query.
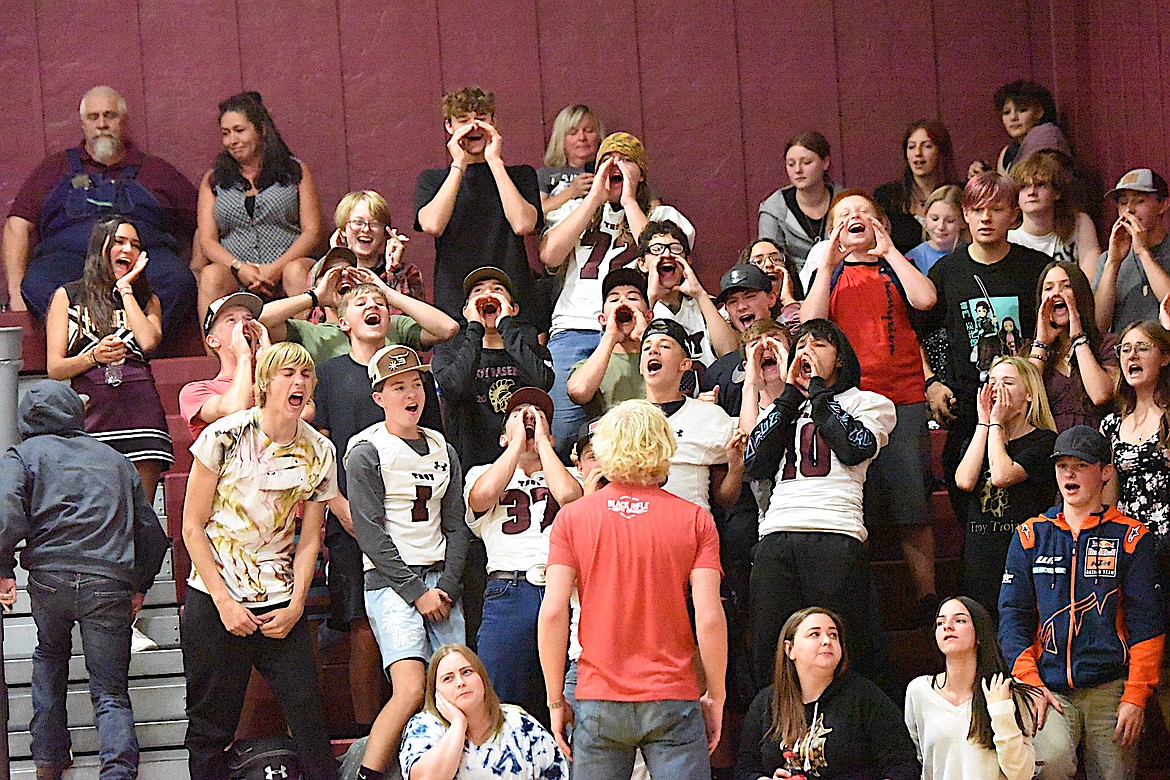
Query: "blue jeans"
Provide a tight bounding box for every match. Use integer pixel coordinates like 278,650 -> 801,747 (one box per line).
573,698 -> 710,780
27,570 -> 137,778
548,329 -> 602,460
476,578 -> 543,704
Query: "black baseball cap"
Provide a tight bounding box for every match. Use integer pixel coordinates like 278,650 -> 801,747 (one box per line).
717,264 -> 773,304
575,417 -> 602,456
1052,425 -> 1111,465
641,318 -> 690,350
601,267 -> 648,302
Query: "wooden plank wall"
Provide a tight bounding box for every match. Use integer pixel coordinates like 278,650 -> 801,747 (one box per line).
1,0 -> 1159,289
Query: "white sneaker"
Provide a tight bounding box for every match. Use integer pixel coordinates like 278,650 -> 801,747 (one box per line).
131,621 -> 158,652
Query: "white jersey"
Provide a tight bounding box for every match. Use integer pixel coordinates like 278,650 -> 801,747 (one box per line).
653,295 -> 719,366
662,397 -> 735,512
464,464 -> 559,573
551,203 -> 694,336
757,387 -> 896,542
1009,228 -> 1078,264
345,424 -> 451,569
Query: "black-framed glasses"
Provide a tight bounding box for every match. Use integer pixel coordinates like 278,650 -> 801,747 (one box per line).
647,242 -> 685,256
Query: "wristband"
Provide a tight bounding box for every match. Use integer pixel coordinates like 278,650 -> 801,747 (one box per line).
1031,341 -> 1049,352
450,162 -> 465,173
1070,334 -> 1089,349
547,700 -> 565,709
306,289 -> 320,309
86,350 -> 99,367
924,375 -> 940,390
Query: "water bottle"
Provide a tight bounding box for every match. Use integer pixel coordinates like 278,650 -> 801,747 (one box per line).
104,358 -> 124,386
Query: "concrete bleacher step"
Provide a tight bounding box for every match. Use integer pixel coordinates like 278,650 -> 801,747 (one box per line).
8,679 -> 187,731
5,648 -> 185,687
9,748 -> 191,779
7,719 -> 188,758
3,611 -> 181,661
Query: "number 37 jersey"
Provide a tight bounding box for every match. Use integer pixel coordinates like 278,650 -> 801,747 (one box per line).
757,387 -> 895,542
463,465 -> 560,573
550,203 -> 694,336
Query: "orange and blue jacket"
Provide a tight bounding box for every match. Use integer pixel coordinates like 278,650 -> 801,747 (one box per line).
998,506 -> 1165,707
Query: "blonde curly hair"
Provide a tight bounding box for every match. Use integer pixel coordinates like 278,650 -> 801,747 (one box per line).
591,400 -> 676,486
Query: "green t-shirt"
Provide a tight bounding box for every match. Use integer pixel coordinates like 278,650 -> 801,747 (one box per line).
285,316 -> 422,364
570,351 -> 644,419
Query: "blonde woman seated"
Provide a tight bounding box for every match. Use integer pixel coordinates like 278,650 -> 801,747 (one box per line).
399,644 -> 567,780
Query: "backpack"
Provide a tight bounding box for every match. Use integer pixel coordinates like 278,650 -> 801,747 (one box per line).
227,735 -> 303,780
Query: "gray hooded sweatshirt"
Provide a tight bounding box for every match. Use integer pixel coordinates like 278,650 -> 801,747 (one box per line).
0,380 -> 168,592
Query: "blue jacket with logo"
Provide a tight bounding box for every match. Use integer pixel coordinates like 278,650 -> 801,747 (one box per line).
998,506 -> 1164,707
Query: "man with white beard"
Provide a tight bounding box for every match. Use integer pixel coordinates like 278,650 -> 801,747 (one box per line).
3,85 -> 198,334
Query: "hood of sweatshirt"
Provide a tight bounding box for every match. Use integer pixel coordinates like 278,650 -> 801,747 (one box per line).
18,380 -> 86,440
789,318 -> 864,394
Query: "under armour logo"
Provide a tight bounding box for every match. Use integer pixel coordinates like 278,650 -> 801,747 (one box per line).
265,766 -> 288,780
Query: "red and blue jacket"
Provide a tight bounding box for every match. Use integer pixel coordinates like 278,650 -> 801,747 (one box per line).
998,506 -> 1165,707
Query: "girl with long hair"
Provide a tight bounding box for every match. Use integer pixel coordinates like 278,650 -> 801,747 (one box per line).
196,91 -> 321,315
1008,150 -> 1101,278
1027,260 -> 1118,431
875,119 -> 958,253
955,357 -> 1057,618
735,608 -> 919,779
906,185 -> 969,274
45,215 -> 173,501
905,596 -> 1036,779
759,131 -> 842,269
399,644 -> 567,779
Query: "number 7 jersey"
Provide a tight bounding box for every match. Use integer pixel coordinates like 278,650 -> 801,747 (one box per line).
549,203 -> 694,336
463,464 -> 560,573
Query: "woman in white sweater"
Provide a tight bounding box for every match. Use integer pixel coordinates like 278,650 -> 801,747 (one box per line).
905,596 -> 1036,780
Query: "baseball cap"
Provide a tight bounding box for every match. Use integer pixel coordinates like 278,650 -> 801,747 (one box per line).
601,267 -> 648,302
1051,425 -> 1111,465
203,291 -> 264,336
574,417 -> 602,456
1105,168 -> 1169,200
368,345 -> 431,389
504,386 -> 554,424
641,318 -> 690,350
717,264 -> 773,304
463,266 -> 514,297
309,246 -> 358,282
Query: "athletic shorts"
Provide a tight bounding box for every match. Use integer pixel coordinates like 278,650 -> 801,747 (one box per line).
364,570 -> 466,671
863,401 -> 930,527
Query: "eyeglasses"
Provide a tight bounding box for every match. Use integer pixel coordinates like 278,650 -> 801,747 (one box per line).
347,219 -> 385,232
1116,341 -> 1157,356
647,242 -> 685,256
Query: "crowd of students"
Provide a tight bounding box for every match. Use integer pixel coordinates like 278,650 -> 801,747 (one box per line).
3,77 -> 1170,780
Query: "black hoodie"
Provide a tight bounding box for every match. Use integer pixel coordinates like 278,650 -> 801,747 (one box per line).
0,381 -> 168,592
744,319 -> 879,481
736,671 -> 920,780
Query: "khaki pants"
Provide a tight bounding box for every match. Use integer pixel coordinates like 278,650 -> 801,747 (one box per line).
1033,678 -> 1136,780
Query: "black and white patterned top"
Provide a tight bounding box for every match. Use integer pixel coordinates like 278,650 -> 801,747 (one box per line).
213,180 -> 300,265
1101,412 -> 1170,540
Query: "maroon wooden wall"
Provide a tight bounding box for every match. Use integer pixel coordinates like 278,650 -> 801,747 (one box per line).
1,0 -> 1161,288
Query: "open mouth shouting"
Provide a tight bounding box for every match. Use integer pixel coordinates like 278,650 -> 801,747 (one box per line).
288,391 -> 306,410
1062,479 -> 1082,499
1126,361 -> 1145,380
737,312 -> 757,329
656,259 -> 679,280
364,310 -> 383,327
404,400 -> 421,417
112,255 -> 133,275
479,300 -> 499,317
645,357 -> 664,377
615,305 -> 634,324
760,351 -> 778,369
846,218 -> 867,236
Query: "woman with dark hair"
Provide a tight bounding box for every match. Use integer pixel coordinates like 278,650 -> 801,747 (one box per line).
399,644 -> 567,779
735,607 -> 918,780
740,238 -> 803,325
905,596 -> 1036,779
1026,260 -> 1118,431
1008,149 -> 1101,278
196,91 -> 321,315
759,131 -> 841,269
875,119 -> 958,253
45,215 -> 173,501
971,80 -> 1071,177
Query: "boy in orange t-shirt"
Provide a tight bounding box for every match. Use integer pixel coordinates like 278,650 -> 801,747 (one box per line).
538,399 -> 726,778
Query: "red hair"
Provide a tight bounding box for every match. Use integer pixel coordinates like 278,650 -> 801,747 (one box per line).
963,172 -> 1019,211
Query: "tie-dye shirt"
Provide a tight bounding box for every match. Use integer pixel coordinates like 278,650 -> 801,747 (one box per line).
400,704 -> 567,779
188,407 -> 338,605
